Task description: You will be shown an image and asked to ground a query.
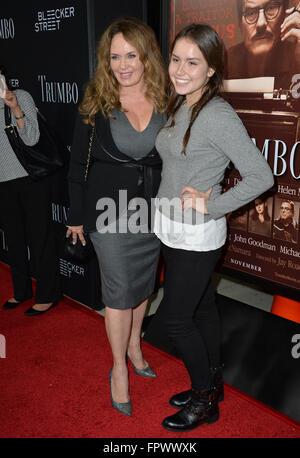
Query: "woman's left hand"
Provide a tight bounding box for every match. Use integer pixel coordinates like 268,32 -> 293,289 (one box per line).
181,186 -> 212,214
3,89 -> 18,109
3,90 -> 25,127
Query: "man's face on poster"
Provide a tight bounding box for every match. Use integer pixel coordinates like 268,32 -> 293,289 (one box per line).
280,201 -> 294,221
241,0 -> 286,57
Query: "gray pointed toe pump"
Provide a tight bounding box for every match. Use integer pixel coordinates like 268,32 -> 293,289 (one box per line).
109,368 -> 132,416
128,357 -> 157,378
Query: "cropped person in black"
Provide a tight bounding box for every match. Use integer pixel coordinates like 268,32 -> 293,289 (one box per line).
0,64 -> 61,316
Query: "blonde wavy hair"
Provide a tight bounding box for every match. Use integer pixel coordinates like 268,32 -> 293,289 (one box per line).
79,16 -> 168,125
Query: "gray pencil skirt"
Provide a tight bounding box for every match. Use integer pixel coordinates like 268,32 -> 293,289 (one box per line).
89,214 -> 161,310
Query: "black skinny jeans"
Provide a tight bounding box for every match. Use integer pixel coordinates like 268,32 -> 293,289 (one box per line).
0,176 -> 61,303
159,243 -> 223,392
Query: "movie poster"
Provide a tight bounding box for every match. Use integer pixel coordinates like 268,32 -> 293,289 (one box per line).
170,0 -> 300,292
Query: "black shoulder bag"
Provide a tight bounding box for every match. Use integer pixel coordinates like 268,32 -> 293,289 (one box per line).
4,104 -> 64,180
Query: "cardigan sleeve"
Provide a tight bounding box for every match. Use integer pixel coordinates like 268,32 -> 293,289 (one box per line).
67,114 -> 91,226
15,90 -> 40,146
205,102 -> 274,220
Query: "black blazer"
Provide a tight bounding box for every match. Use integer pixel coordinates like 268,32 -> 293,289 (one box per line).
67,111 -> 163,232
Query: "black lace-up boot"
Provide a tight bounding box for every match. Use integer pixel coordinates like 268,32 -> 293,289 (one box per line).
169,365 -> 224,408
162,387 -> 219,432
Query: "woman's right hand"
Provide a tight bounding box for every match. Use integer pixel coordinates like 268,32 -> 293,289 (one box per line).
66,225 -> 86,246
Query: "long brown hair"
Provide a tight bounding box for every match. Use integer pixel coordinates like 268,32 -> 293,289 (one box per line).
79,16 -> 168,125
167,23 -> 225,155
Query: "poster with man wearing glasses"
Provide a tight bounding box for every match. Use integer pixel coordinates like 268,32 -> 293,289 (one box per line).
273,199 -> 299,243
226,0 -> 300,89
170,0 -> 300,291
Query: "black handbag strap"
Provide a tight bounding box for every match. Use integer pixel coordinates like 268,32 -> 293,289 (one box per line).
84,127 -> 95,182
4,104 -> 12,126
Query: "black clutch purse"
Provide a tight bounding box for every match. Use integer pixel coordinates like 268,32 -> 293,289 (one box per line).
64,233 -> 94,263
4,104 -> 65,180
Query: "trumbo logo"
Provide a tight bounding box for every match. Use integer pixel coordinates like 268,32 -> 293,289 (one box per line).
0,18 -> 15,39
34,7 -> 75,32
251,137 -> 300,180
59,259 -> 85,279
38,75 -> 78,104
291,334 -> 300,359
52,203 -> 68,225
0,334 -> 6,358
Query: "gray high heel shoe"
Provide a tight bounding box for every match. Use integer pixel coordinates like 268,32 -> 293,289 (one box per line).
109,368 -> 132,417
128,357 -> 157,378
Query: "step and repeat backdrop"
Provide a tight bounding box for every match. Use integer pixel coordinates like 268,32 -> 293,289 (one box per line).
0,0 -> 145,309
170,0 -> 300,298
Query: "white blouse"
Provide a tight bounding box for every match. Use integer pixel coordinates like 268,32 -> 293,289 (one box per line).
153,204 -> 227,252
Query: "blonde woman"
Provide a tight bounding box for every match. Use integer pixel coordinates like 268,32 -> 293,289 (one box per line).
66,17 -> 167,417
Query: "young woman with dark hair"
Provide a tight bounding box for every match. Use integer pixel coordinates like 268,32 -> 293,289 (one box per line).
154,23 -> 274,432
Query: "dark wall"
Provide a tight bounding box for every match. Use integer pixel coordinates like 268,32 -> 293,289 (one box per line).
0,0 -> 161,309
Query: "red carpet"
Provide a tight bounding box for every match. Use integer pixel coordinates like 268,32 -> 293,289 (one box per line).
1,262 -> 300,438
